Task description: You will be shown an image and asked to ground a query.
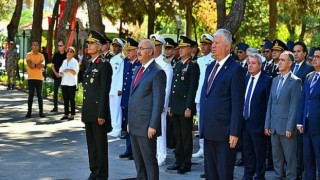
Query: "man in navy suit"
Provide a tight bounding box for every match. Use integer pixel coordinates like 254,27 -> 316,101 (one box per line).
199,29 -> 245,180
297,47 -> 320,180
128,39 -> 166,180
292,41 -> 314,179
242,53 -> 272,180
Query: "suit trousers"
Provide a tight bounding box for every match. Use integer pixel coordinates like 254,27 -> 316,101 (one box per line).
122,107 -> 132,154
204,139 -> 237,180
297,132 -> 304,177
172,114 -> 193,168
109,95 -> 122,133
27,80 -> 43,113
85,122 -> 109,179
242,121 -> 267,180
303,121 -> 320,180
157,110 -> 167,163
131,135 -> 159,180
271,132 -> 297,180
196,103 -> 204,151
61,85 -> 76,116
166,114 -> 175,149
52,78 -> 61,109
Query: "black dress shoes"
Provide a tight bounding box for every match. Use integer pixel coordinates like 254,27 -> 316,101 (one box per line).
200,174 -> 206,178
60,115 -> 69,120
177,166 -> 191,174
39,113 -> 46,118
25,112 -> 31,118
119,152 -> 133,159
68,115 -> 74,120
167,164 -> 180,171
235,159 -> 244,166
50,108 -> 58,112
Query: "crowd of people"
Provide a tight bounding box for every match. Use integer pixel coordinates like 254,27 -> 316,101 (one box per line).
3,27 -> 320,180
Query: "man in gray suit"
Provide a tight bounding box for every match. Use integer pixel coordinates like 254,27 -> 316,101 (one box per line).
265,50 -> 302,180
128,39 -> 166,180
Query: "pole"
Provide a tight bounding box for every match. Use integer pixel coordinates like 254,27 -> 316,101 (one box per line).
75,21 -> 79,56
177,28 -> 180,42
22,30 -> 25,81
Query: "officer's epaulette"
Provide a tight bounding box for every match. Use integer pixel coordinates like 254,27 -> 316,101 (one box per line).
120,53 -> 125,59
163,57 -> 169,63
110,51 -> 115,56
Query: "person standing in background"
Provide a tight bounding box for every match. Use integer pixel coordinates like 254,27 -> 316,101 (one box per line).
5,41 -> 19,90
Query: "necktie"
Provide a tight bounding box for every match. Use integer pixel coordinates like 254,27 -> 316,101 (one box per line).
133,67 -> 145,88
276,77 -> 284,99
243,77 -> 255,120
310,73 -> 319,94
293,64 -> 299,75
206,63 -> 220,95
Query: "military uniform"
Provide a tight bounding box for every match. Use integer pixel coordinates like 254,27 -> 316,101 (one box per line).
6,44 -> 19,90
82,31 -> 112,180
168,36 -> 200,173
103,51 -> 114,62
108,38 -> 125,137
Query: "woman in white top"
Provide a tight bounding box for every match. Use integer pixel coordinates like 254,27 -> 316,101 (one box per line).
59,46 -> 79,120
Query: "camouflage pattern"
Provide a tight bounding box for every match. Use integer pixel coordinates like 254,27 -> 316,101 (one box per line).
6,48 -> 19,85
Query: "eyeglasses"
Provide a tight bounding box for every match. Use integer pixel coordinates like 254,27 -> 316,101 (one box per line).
313,55 -> 320,60
237,51 -> 244,54
138,47 -> 151,51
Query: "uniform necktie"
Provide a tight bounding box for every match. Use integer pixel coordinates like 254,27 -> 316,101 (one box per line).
310,73 -> 319,94
206,63 -> 220,95
133,67 -> 145,88
243,77 -> 255,120
293,64 -> 299,75
276,77 -> 284,99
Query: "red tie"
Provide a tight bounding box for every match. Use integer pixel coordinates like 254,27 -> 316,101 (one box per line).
133,67 -> 145,88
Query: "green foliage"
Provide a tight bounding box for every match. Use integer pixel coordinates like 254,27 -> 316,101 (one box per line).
18,59 -> 28,73
0,0 -> 15,21
46,63 -> 53,77
19,9 -> 33,26
75,84 -> 83,106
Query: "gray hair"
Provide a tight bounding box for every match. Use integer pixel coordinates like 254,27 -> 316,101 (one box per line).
213,29 -> 232,45
247,48 -> 258,54
282,50 -> 295,62
141,39 -> 155,55
249,53 -> 263,64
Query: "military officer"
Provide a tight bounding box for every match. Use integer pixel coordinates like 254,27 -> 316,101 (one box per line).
150,34 -> 173,166
167,36 -> 200,174
262,40 -> 275,77
5,41 -> 19,90
191,40 -> 199,62
82,30 -> 112,180
193,34 -> 214,158
270,39 -> 288,78
108,38 -> 125,138
101,35 -> 114,62
237,42 -> 249,69
119,37 -> 140,160
164,38 -> 179,69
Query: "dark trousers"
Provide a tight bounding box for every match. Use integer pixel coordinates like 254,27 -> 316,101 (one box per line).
53,78 -> 61,109
27,80 -> 43,113
297,132 -> 304,178
266,136 -> 273,167
303,121 -> 320,180
166,114 -> 175,149
204,139 -> 237,180
242,121 -> 267,180
131,135 -> 159,180
85,122 -> 109,179
122,107 -> 132,154
172,114 -> 193,168
61,85 -> 76,115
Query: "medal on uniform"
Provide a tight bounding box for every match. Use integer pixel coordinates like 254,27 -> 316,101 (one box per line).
181,76 -> 184,80
90,78 -> 94,83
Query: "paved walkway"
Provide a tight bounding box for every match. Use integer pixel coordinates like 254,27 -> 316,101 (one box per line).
0,85 -> 275,179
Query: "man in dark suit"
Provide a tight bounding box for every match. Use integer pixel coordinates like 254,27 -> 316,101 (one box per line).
262,40 -> 274,77
101,35 -> 114,62
297,47 -> 320,180
265,51 -> 301,180
167,36 -> 200,174
199,29 -> 245,180
242,53 -> 272,180
118,37 -> 140,160
128,39 -> 166,180
82,30 -> 113,180
292,41 -> 314,179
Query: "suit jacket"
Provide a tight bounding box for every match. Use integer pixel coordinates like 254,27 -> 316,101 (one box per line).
297,72 -> 320,135
82,54 -> 113,131
265,72 -> 301,135
291,60 -> 314,82
245,72 -> 272,134
169,57 -> 200,115
200,56 -> 245,142
128,60 -> 166,137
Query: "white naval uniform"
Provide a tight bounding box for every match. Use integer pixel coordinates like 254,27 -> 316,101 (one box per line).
155,54 -> 173,164
195,52 -> 214,152
109,52 -> 124,136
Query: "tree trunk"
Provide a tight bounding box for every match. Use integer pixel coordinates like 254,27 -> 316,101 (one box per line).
269,0 -> 277,40
286,23 -> 295,41
147,0 -> 155,37
31,0 -> 44,45
86,0 -> 104,34
7,0 -> 23,42
57,0 -> 78,45
222,0 -> 246,35
216,0 -> 226,29
299,19 -> 306,42
47,0 -> 59,62
185,0 -> 193,38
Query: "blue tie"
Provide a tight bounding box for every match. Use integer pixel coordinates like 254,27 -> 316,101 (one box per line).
276,77 -> 284,99
293,64 -> 299,75
310,73 -> 319,94
244,77 -> 255,120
